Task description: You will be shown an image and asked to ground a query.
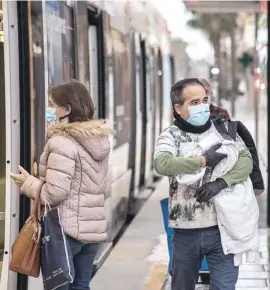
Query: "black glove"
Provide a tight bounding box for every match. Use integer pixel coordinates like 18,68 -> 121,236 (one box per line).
203,144 -> 227,168
194,178 -> 227,203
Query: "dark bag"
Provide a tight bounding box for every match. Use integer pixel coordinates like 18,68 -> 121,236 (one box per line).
41,206 -> 74,290
9,182 -> 44,277
213,119 -> 264,192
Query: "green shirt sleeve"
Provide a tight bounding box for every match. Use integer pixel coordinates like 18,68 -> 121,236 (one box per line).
221,149 -> 253,187
154,153 -> 201,176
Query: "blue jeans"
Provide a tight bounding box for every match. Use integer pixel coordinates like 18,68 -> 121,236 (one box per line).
58,236 -> 99,290
172,226 -> 239,290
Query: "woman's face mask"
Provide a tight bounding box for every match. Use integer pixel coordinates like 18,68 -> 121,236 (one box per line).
46,107 -> 57,122
46,94 -> 71,124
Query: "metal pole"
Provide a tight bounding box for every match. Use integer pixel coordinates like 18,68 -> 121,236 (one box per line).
231,28 -> 236,118
254,13 -> 259,145
266,1 -> 270,227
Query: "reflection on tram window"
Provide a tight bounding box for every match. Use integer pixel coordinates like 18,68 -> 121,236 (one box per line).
29,1 -> 77,168
30,1 -> 46,165
111,29 -> 131,148
45,0 -> 75,86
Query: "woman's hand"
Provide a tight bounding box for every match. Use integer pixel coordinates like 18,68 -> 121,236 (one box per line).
10,166 -> 30,187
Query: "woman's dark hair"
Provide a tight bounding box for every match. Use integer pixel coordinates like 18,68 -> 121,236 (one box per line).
48,79 -> 94,122
170,78 -> 206,106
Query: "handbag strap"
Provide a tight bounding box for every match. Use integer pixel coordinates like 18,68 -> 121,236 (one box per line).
227,121 -> 238,141
213,119 -> 238,141
31,180 -> 45,219
212,119 -> 228,135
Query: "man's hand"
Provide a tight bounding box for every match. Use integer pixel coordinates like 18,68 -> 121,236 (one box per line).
203,144 -> 227,168
194,178 -> 227,203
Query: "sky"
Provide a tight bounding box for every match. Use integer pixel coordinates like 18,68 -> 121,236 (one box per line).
149,0 -> 213,61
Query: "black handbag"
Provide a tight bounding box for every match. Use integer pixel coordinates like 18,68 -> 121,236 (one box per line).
41,206 -> 75,290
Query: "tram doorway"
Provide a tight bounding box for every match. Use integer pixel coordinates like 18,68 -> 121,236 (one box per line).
0,0 -> 5,280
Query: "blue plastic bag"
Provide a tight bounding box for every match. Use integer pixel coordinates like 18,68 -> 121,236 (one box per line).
41,207 -> 74,290
160,198 -> 208,275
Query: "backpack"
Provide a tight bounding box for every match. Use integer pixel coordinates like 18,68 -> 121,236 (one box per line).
213,119 -> 264,193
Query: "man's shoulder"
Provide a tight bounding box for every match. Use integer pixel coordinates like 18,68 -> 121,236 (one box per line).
162,124 -> 182,137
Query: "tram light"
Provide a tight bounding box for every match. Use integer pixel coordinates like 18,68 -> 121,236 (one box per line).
260,83 -> 266,90
255,78 -> 260,89
256,67 -> 261,74
211,67 -> 219,75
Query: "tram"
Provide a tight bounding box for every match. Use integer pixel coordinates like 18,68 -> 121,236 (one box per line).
0,1 -> 173,289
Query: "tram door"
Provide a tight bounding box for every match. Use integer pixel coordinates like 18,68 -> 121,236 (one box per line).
89,25 -> 99,117
0,2 -> 21,290
139,39 -> 147,187
158,50 -> 163,132
143,42 -> 154,186
139,39 -> 153,188
0,2 -> 5,282
88,9 -> 113,267
133,33 -> 143,196
153,49 -> 163,155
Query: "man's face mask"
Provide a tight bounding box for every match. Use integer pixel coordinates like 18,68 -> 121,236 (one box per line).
187,103 -> 210,126
174,84 -> 210,125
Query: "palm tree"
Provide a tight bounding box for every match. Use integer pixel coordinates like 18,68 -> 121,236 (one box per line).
187,13 -> 237,107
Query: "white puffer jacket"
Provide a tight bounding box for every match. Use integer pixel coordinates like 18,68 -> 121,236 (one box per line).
177,132 -> 260,266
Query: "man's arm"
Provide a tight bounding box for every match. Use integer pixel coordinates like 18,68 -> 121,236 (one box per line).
154,130 -> 206,176
195,149 -> 253,203
154,153 -> 204,176
220,149 -> 253,187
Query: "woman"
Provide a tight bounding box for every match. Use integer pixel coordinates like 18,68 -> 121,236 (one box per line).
10,79 -> 111,289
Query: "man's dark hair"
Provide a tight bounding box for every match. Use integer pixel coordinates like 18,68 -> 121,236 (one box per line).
48,79 -> 95,122
170,78 -> 206,106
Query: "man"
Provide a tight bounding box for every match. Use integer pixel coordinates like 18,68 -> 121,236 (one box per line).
199,78 -> 231,121
200,78 -> 264,194
154,78 -> 253,290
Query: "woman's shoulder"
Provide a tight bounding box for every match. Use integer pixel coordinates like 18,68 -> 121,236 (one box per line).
46,135 -> 78,158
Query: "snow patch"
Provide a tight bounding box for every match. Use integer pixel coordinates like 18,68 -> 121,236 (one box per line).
146,234 -> 169,264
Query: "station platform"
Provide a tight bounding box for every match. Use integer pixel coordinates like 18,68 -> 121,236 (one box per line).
92,95 -> 269,290
91,177 -> 169,290
92,177 -> 270,290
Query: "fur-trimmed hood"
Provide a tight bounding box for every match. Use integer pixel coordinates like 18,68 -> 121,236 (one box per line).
47,120 -> 112,161
47,120 -> 112,139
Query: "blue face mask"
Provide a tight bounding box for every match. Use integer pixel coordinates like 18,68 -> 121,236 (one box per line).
46,107 -> 57,122
187,103 -> 210,126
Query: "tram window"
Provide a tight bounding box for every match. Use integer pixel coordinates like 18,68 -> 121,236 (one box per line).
88,25 -> 99,118
45,1 -> 75,86
64,0 -> 74,7
111,29 -> 131,148
135,52 -> 141,115
140,40 -> 146,114
31,1 -> 46,164
88,8 -> 106,119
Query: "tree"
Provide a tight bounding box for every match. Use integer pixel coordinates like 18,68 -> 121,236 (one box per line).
187,13 -> 237,106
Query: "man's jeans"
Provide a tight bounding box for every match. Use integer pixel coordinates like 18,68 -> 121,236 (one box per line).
172,226 -> 239,290
58,236 -> 99,290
